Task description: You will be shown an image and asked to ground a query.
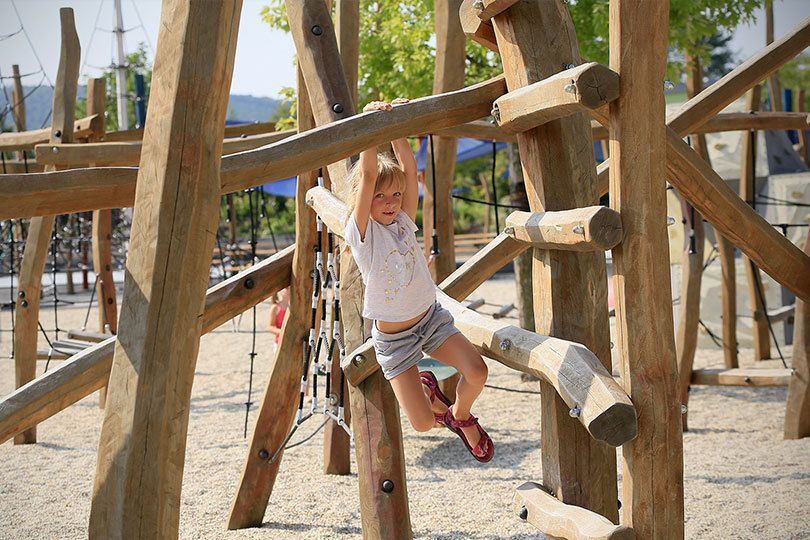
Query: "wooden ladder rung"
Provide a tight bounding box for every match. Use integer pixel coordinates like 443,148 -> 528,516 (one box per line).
691,368 -> 794,387
67,329 -> 114,342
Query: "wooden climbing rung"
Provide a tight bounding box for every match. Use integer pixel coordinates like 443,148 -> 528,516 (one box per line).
504,207 -> 623,252
691,368 -> 793,387
36,350 -> 71,361
66,329 -> 113,342
513,481 -> 635,540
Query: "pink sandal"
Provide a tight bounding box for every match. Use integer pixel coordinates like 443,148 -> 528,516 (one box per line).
443,406 -> 494,463
419,370 -> 452,426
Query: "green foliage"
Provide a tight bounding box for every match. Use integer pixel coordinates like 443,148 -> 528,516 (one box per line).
75,42 -> 152,132
779,53 -> 810,111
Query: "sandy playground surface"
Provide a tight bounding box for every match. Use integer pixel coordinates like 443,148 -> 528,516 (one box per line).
1,272 -> 809,539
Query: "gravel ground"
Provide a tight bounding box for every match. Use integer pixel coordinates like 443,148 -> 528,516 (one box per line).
1,273 -> 808,539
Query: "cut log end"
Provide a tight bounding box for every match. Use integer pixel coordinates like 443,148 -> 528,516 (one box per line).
585,402 -> 638,447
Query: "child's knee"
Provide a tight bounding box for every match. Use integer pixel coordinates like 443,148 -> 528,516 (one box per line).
463,358 -> 488,386
409,413 -> 436,433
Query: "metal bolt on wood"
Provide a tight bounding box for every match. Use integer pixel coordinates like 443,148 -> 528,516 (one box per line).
499,339 -> 511,351
573,225 -> 584,234
311,25 -> 322,36
663,80 -> 675,90
352,354 -> 365,367
681,405 -> 688,414
569,406 -> 581,418
564,83 -> 576,93
503,226 -> 514,235
473,0 -> 484,9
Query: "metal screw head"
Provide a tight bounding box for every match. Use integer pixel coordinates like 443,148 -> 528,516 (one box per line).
352,354 -> 365,367
499,339 -> 512,351
567,64 -> 575,69
52,146 -> 59,153
503,226 -> 515,236
240,133 -> 248,139
744,376 -> 752,384
18,291 -> 25,298
663,80 -> 675,91
490,106 -> 500,123
306,198 -> 314,206
518,506 -> 528,520
381,479 -> 395,493
473,0 -> 484,9
610,341 -> 614,349
666,216 -> 676,226
569,406 -> 581,418
332,103 -> 344,114
564,83 -> 576,94
21,300 -> 28,308
573,225 -> 584,234
244,278 -> 254,289
681,404 -> 688,414
54,130 -> 62,138
311,25 -> 323,36
258,448 -> 269,460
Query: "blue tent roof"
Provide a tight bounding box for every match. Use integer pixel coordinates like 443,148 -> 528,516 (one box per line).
416,137 -> 507,172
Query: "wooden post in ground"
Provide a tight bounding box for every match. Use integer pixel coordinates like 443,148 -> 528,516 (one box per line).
796,89 -> 808,166
490,0 -> 618,522
765,1 -> 783,113
609,1 -> 684,537
739,85 -> 771,361
11,65 -> 26,161
12,7 -> 79,445
88,2 -> 241,538
322,0 -> 359,476
676,52 -> 708,431
785,232 -> 810,439
716,234 -> 738,368
285,2 -> 412,536
227,69 -> 318,529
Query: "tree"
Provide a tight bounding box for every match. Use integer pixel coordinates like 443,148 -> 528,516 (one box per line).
75,42 -> 152,132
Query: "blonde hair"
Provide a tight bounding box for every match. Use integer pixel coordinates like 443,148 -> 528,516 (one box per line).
345,153 -> 407,223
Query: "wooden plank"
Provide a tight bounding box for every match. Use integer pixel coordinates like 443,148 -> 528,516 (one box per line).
459,0 -> 498,52
0,246 -> 293,446
0,114 -> 101,151
12,7 -> 80,446
427,119 -> 517,142
424,0 -> 466,283
665,127 -> 810,303
492,0 -> 617,521
0,161 -> 45,173
66,329 -> 113,342
754,304 -> 795,323
0,76 -> 507,221
691,368 -> 792,386
473,0 -> 519,21
716,234 -> 739,368
608,1 -> 684,537
504,206 -> 623,251
88,3 -> 241,538
739,86 -> 771,361
494,63 -> 619,132
514,482 -> 635,540
785,233 -> 810,439
101,121 -> 277,143
440,232 -> 528,299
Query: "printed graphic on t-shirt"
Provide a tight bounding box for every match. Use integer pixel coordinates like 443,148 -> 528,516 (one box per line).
380,226 -> 418,304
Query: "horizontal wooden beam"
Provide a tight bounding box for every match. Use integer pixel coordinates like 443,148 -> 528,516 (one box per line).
0,114 -> 102,151
754,303 -> 795,323
474,0 -> 519,21
691,368 -> 793,386
0,245 -> 294,445
0,161 -> 45,173
504,206 -> 623,251
425,119 -> 517,142
494,63 -> 619,132
0,75 -> 507,220
35,130 -> 296,166
514,482 -> 635,540
102,121 -> 278,143
460,0 -> 498,52
66,329 -> 113,342
665,127 -> 810,303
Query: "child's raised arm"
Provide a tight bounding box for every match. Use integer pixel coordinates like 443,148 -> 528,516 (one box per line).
353,102 -> 390,239
389,98 -> 419,222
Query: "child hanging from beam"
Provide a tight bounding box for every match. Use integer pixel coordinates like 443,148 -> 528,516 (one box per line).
343,98 -> 493,462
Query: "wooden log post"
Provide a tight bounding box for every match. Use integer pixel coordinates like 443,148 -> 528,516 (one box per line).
764,1 -> 783,113
796,89 -> 809,166
490,0 -> 618,521
424,0 -> 465,283
676,51 -> 708,431
286,3 -> 411,537
323,0 -> 359,477
785,232 -> 810,439
609,1 -> 684,537
503,207 -> 623,252
87,2 -> 241,538
86,78 -> 117,409
11,64 -> 26,161
226,69 -> 320,530
739,86 -> 771,361
12,7 -> 80,445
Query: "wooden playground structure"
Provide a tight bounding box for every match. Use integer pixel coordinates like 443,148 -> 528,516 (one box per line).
1,1 -> 809,539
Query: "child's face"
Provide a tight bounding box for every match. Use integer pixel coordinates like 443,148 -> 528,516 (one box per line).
369,183 -> 402,225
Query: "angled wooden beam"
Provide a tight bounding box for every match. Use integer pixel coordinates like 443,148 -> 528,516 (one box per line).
503,207 -> 623,251
12,7 -> 80,445
473,0 -> 519,20
785,233 -> 810,439
691,368 -> 792,387
494,63 -> 619,132
88,3 -> 241,538
428,119 -> 517,142
492,0 -> 617,520
0,114 -> 101,151
0,246 -> 294,446
666,127 -> 810,303
514,482 -> 635,540
609,1 -> 684,537
439,231 -> 527,299
459,0 -> 498,52
0,75 -> 507,220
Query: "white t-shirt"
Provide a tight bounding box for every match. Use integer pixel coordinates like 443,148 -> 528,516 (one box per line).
344,210 -> 435,322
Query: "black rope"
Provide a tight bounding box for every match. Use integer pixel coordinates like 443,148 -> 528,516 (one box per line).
428,135 -> 439,257
697,319 -> 724,349
756,194 -> 810,208
490,141 -> 500,233
450,194 -> 528,211
8,220 -> 16,358
750,258 -> 788,369
243,189 -> 259,437
50,219 -> 60,341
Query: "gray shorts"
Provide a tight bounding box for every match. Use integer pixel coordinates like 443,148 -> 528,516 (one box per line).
372,300 -> 460,380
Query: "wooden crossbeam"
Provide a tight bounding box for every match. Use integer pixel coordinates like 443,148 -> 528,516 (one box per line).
0,245 -> 293,446
100,121 -> 277,143
0,114 -> 101,151
494,63 -> 619,132
690,368 -> 793,387
459,0 -> 498,52
0,75 -> 507,220
514,482 -> 635,540
503,207 -> 623,251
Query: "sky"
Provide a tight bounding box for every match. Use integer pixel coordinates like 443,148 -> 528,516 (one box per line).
0,0 -> 808,101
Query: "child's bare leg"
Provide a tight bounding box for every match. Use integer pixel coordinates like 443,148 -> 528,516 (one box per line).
429,333 -> 488,453
389,365 -> 448,432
